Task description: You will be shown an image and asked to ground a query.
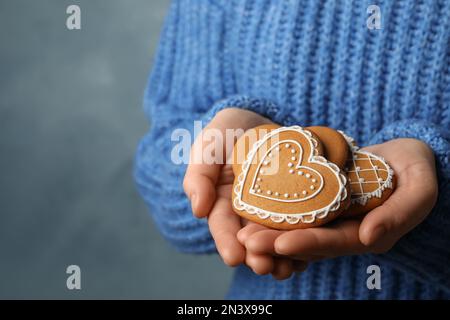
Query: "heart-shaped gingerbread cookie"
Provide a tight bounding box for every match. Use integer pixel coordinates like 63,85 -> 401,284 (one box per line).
232,125 -> 350,229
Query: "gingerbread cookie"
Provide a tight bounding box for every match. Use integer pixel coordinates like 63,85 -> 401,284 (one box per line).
340,131 -> 396,216
231,125 -> 350,230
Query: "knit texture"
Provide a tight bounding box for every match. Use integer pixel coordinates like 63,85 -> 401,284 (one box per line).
135,0 -> 450,299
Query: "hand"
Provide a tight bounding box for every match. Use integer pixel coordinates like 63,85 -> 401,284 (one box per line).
238,138 -> 438,279
183,108 -> 275,267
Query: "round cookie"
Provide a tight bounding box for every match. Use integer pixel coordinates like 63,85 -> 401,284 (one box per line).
339,131 -> 396,216
231,125 -> 350,230
307,126 -> 349,170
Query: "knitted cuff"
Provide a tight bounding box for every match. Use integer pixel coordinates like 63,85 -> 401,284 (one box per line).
202,95 -> 284,124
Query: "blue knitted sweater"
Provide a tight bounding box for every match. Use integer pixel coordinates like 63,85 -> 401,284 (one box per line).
135,0 -> 450,299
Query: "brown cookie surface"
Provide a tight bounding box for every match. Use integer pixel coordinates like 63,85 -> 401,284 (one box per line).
231,125 -> 350,230
307,126 -> 349,170
339,131 -> 396,216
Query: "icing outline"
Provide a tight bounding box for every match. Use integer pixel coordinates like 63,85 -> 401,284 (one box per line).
233,126 -> 347,225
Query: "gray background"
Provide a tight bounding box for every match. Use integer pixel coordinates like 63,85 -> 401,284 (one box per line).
0,0 -> 232,299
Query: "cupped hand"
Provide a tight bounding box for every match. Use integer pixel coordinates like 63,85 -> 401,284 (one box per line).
238,138 -> 438,279
183,108 -> 274,267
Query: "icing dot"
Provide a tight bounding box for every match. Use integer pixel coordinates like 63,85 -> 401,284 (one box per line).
288,162 -> 293,167
359,178 -> 365,182
291,156 -> 296,161
356,166 -> 361,171
257,178 -> 262,182
268,153 -> 273,158
305,173 -> 311,178
302,190 -> 307,195
289,169 -> 295,174
311,178 -> 317,183
276,147 -> 280,151
378,178 -> 383,182
267,190 -> 272,195
310,185 -> 315,190
263,161 -> 269,166
251,189 -> 255,193
298,171 -> 304,176
294,193 -> 298,197
260,169 -> 265,174
254,184 -> 259,189
257,189 -> 262,193
349,178 -> 352,182
285,143 -> 290,148
284,193 -> 289,198
291,149 -> 296,154
275,192 -> 280,196
374,165 -> 379,170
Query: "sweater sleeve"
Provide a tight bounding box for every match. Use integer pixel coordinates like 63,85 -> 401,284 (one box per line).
368,119 -> 450,291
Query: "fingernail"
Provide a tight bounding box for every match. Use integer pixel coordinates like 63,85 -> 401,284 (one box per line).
190,193 -> 198,214
370,225 -> 386,244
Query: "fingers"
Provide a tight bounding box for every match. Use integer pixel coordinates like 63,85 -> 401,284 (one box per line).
274,219 -> 365,258
184,109 -> 273,218
239,225 -> 309,277
183,112 -> 235,217
237,223 -> 267,244
245,252 -> 274,275
245,230 -> 284,255
183,133 -> 222,217
359,179 -> 437,248
208,197 -> 245,267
